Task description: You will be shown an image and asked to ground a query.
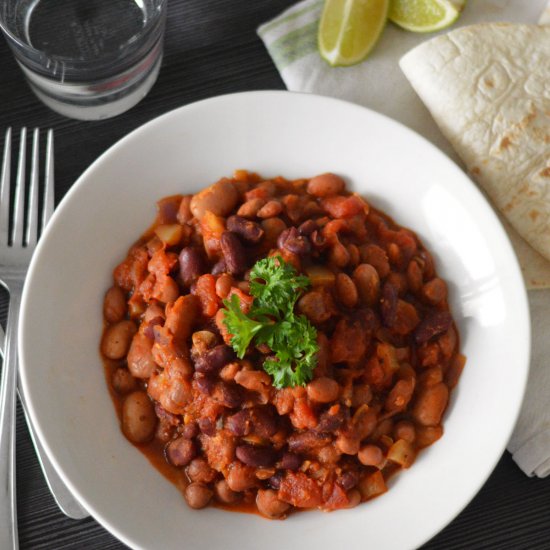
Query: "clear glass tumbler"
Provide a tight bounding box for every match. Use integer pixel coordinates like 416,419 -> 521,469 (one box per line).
0,0 -> 167,120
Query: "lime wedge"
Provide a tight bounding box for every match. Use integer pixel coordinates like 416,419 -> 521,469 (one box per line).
318,0 -> 390,67
389,0 -> 465,33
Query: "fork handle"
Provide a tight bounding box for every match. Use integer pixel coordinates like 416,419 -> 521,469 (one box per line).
0,281 -> 22,550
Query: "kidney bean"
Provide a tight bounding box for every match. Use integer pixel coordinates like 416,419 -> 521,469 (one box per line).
221,231 -> 248,274
187,458 -> 217,483
195,374 -> 215,395
413,382 -> 449,427
180,421 -> 199,440
335,273 -> 358,308
256,489 -> 291,519
103,286 -> 127,323
111,368 -> 137,394
307,377 -> 340,403
236,445 -> 278,468
310,230 -> 327,249
251,407 -> 278,438
226,215 -> 264,243
190,178 -> 238,220
227,462 -> 257,491
198,417 -> 216,436
194,345 -> 236,374
211,258 -> 227,275
178,247 -> 206,287
184,482 -> 213,509
353,264 -> 380,307
216,382 -> 243,408
307,173 -> 345,197
101,320 -> 137,360
237,197 -> 265,218
127,332 -> 157,379
277,227 -> 311,256
121,391 -> 157,444
316,408 -> 346,433
257,200 -> 283,218
288,431 -> 332,453
298,219 -> 318,235
166,437 -> 197,467
226,409 -> 252,436
338,471 -> 359,491
280,452 -> 302,471
214,479 -> 240,504
268,472 -> 283,490
415,311 -> 453,345
380,281 -> 398,327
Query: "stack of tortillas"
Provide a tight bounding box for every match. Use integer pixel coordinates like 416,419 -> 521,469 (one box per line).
400,22 -> 550,289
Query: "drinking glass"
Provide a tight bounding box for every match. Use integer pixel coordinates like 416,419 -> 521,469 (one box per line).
0,0 -> 167,120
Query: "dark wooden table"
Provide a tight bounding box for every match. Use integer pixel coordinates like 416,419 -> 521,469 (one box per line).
0,1 -> 548,548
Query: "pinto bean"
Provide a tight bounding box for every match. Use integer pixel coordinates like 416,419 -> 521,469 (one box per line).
194,345 -> 235,374
358,445 -> 384,467
413,382 -> 449,427
127,332 -> 157,379
338,471 -> 359,491
407,259 -> 424,293
236,445 -> 278,468
101,320 -> 137,360
335,273 -> 358,308
422,277 -> 447,304
237,197 -> 265,218
215,273 -> 233,299
221,231 -> 248,274
121,391 -> 157,443
166,437 -> 197,467
214,479 -> 240,504
298,290 -> 333,324
385,378 -> 415,413
351,384 -> 372,408
261,217 -> 287,244
226,215 -> 264,243
103,286 -> 127,323
184,483 -> 213,509
256,489 -> 291,519
257,200 -> 283,218
359,245 -> 390,278
180,421 -> 199,440
178,247 -> 206,287
353,264 -> 380,307
111,368 -> 137,394
190,178 -> 238,220
307,173 -> 345,197
307,377 -> 340,403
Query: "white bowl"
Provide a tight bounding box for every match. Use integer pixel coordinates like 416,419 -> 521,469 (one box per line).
19,91 -> 530,550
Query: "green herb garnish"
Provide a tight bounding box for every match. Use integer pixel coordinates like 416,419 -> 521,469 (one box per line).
222,256 -> 318,388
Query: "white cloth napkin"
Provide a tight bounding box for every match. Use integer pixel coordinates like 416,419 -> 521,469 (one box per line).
258,0 -> 550,477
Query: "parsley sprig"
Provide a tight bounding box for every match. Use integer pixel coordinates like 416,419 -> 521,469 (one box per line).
222,256 -> 318,388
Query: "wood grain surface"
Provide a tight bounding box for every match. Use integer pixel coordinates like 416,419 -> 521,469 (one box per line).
0,1 -> 548,548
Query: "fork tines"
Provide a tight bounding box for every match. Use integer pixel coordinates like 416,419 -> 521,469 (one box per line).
0,128 -> 54,249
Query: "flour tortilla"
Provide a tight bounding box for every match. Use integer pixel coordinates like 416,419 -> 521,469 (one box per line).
400,23 -> 550,289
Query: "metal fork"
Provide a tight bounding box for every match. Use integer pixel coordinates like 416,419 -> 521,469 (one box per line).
0,128 -> 84,550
